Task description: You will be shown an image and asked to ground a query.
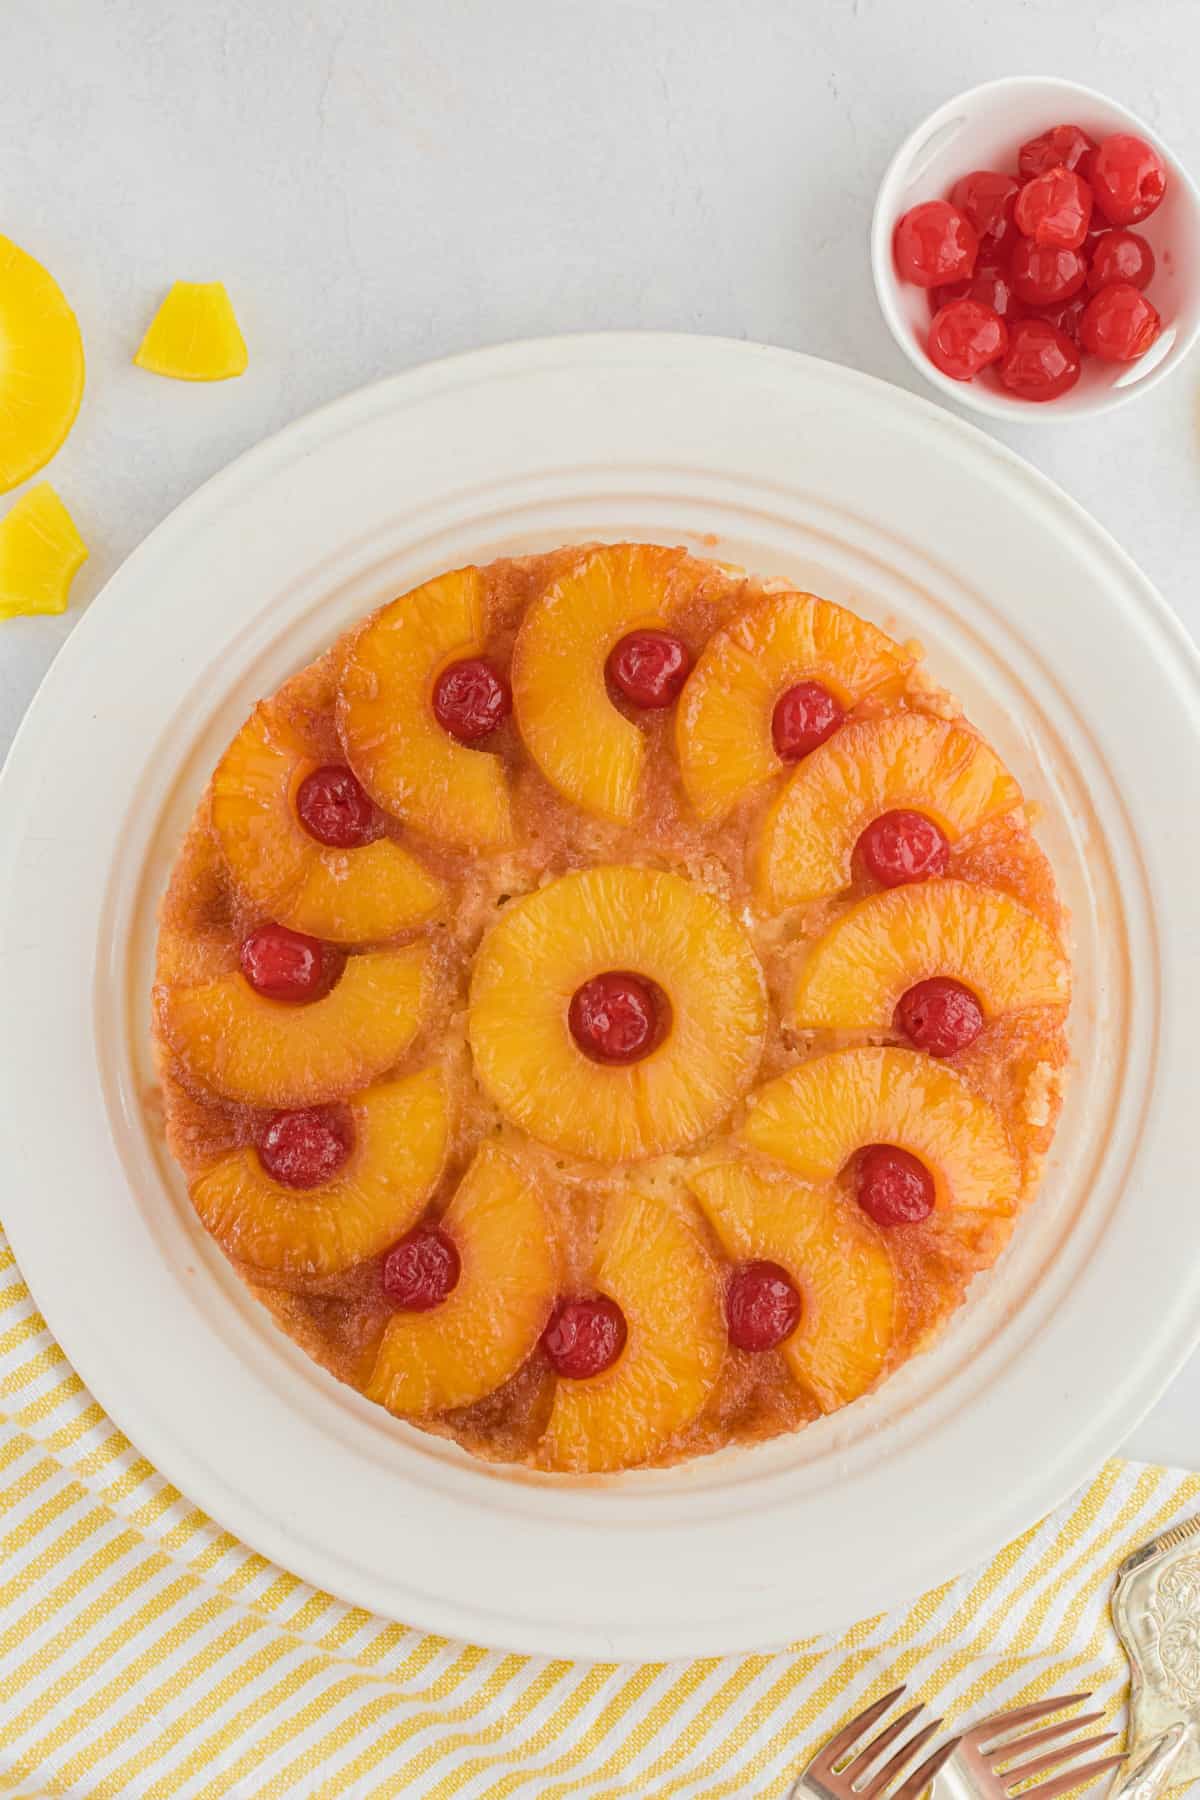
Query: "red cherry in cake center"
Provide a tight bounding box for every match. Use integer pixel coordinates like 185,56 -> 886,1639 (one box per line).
896,977 -> 984,1057
382,1228 -> 461,1311
239,923 -> 339,1002
432,658 -> 512,743
855,1145 -> 936,1227
257,1106 -> 353,1189
771,681 -> 846,761
606,630 -> 692,709
725,1260 -> 803,1352
542,1295 -> 627,1379
856,810 -> 950,887
568,971 -> 663,1064
295,763 -> 383,848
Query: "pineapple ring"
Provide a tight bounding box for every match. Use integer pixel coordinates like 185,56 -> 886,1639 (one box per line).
539,1185 -> 725,1473
468,866 -> 768,1162
686,1163 -> 895,1411
676,591 -> 912,822
741,1046 -> 1020,1215
192,1070 -> 449,1277
211,703 -> 444,942
794,879 -> 1070,1031
757,713 -> 1023,912
367,1142 -> 558,1416
339,567 -> 512,849
157,943 -> 430,1108
0,236 -> 85,494
511,544 -> 700,824
0,483 -> 88,620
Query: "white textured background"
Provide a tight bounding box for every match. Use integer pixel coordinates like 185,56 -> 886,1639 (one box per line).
2,0 -> 1197,1461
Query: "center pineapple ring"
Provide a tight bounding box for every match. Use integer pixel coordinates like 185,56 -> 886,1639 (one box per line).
153,542 -> 1070,1474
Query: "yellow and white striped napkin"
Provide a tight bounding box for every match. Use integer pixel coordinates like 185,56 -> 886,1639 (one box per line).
0,1227 -> 1192,1799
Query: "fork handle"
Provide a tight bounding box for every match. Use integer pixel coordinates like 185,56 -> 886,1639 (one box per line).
1105,1723 -> 1188,1800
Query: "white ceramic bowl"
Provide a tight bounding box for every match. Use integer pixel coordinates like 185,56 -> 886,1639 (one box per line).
871,75 -> 1200,421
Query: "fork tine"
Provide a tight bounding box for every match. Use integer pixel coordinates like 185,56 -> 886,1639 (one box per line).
844,1704 -> 926,1777
987,1713 -> 1106,1766
889,1736 -> 963,1800
862,1719 -> 943,1797
819,1688 -> 909,1766
1003,1734 -> 1119,1787
1021,1753 -> 1126,1800
974,1693 -> 1091,1747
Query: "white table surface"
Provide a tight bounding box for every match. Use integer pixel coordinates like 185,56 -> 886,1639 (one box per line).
2,0 -> 1197,1468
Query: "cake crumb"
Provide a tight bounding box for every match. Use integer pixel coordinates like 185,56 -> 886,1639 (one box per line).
1024,1060 -> 1063,1129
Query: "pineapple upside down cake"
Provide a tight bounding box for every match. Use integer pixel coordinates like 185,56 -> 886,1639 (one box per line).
153,543 -> 1070,1474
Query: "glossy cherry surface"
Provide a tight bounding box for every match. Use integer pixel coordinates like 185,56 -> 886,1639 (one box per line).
896,978 -> 985,1058
1080,283 -> 1161,361
1089,133 -> 1167,225
542,1296 -> 627,1378
295,764 -> 383,848
857,810 -> 950,887
927,299 -> 1008,380
432,658 -> 512,743
382,1228 -> 461,1311
1013,167 -> 1093,250
257,1106 -> 353,1188
894,202 -> 979,287
568,972 -> 662,1065
725,1261 -> 803,1352
606,630 -> 692,709
239,923 -> 338,1002
771,681 -> 845,761
855,1145 -> 936,1227
998,318 -> 1082,400
1087,229 -> 1155,292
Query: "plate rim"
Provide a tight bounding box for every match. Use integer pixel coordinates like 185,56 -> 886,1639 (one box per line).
2,331 -> 1199,1658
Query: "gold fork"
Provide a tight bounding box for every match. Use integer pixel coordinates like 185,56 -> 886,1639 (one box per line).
940,1692 -> 1126,1800
788,1685 -> 962,1800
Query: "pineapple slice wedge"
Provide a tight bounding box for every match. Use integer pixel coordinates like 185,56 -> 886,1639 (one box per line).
686,1163 -> 895,1410
134,282 -> 248,381
741,1046 -> 1019,1215
758,713 -> 1022,912
192,1069 -> 448,1277
469,866 -> 767,1162
211,703 -> 444,942
366,1142 -> 557,1416
158,943 -> 430,1107
539,1185 -> 725,1473
0,236 -> 85,494
339,567 -> 511,848
0,484 -> 87,620
511,543 -> 695,823
794,879 -> 1070,1030
676,592 -> 912,822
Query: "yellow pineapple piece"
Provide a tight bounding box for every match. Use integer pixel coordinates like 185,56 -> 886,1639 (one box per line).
676,592 -> 912,821
134,282 -> 248,381
757,713 -> 1022,912
192,1069 -> 448,1277
158,943 -> 429,1107
211,703 -> 444,942
367,1142 -> 557,1415
469,866 -> 767,1162
339,567 -> 511,848
686,1163 -> 895,1410
0,236 -> 85,494
794,879 -> 1070,1030
741,1046 -> 1019,1214
540,1185 -> 724,1472
511,544 -> 692,823
0,483 -> 87,620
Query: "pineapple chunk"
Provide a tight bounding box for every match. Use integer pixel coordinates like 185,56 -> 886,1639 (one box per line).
676,592 -> 912,822
758,713 -> 1022,912
0,484 -> 87,620
192,1069 -> 448,1277
795,879 -> 1069,1030
0,236 -> 85,494
741,1046 -> 1019,1215
134,282 -> 247,381
686,1163 -> 895,1410
158,943 -> 429,1107
367,1142 -> 557,1415
511,544 -> 693,823
468,866 -> 767,1161
211,703 -> 444,942
540,1185 -> 725,1472
339,567 -> 511,848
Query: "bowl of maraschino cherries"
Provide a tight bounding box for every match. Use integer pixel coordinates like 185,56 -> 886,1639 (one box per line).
871,77 -> 1200,419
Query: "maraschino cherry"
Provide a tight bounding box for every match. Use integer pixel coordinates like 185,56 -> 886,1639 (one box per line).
855,1146 -> 936,1227
857,810 -> 950,887
432,658 -> 512,742
725,1261 -> 803,1352
295,764 -> 382,848
257,1106 -> 353,1188
382,1228 -> 461,1310
896,977 -> 984,1057
240,923 -> 339,1002
771,681 -> 845,761
568,972 -> 663,1064
542,1296 -> 627,1378
606,631 -> 692,709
